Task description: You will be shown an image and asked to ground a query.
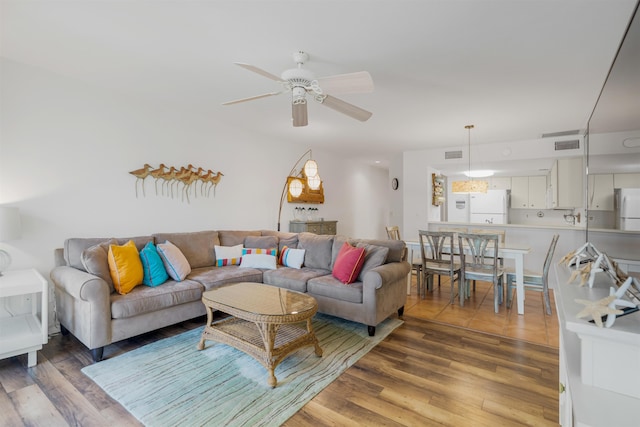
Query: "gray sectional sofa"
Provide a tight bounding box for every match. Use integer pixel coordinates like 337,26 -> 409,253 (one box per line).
50,230 -> 409,361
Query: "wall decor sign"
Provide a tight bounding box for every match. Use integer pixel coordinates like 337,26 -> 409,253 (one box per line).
129,164 -> 223,202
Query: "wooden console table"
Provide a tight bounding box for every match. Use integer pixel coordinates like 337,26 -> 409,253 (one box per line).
289,220 -> 337,235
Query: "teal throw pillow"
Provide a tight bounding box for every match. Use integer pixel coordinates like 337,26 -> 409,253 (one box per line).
140,242 -> 169,287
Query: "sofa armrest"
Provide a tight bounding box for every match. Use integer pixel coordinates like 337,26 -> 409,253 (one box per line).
50,266 -> 112,350
50,265 -> 111,302
362,261 -> 411,290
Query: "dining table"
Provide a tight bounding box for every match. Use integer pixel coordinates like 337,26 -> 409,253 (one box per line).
405,240 -> 532,315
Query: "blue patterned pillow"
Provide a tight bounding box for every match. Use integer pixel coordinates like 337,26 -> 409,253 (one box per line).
140,242 -> 169,287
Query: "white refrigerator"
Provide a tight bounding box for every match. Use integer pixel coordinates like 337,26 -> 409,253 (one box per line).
615,188 -> 640,231
469,189 -> 510,224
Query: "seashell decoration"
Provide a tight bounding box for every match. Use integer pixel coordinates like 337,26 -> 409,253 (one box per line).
129,164 -> 224,202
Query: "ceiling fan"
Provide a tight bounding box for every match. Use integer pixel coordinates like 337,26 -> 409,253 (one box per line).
223,51 -> 374,127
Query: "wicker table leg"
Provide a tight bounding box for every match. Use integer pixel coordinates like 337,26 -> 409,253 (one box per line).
197,303 -> 214,351
308,318 -> 323,357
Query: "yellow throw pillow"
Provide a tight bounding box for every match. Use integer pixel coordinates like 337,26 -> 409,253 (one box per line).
108,240 -> 144,294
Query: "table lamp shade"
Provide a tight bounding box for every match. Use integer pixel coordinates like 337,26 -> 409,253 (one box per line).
0,207 -> 22,241
0,206 -> 21,274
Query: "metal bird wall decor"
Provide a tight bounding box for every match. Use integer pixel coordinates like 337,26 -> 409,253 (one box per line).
129,164 -> 224,203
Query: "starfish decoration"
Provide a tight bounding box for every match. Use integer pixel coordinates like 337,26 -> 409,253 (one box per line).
575,295 -> 623,327
558,250 -> 576,266
603,278 -> 637,327
580,262 -> 596,287
567,262 -> 592,286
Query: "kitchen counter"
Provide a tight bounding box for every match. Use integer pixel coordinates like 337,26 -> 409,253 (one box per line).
424,222 -> 639,272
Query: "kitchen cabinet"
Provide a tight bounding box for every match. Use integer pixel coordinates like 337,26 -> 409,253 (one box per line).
289,220 -> 337,235
549,157 -> 584,209
588,173 -> 614,211
488,177 -> 511,190
510,176 -> 546,209
614,173 -> 640,188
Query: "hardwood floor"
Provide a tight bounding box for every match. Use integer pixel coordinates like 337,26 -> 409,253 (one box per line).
1,278 -> 560,426
404,277 -> 559,348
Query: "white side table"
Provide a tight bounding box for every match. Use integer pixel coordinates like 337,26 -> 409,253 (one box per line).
0,269 -> 48,367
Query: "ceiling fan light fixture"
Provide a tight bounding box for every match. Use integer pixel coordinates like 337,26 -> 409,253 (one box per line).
224,51 -> 373,126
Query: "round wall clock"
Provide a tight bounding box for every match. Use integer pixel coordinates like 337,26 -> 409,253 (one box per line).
391,178 -> 399,190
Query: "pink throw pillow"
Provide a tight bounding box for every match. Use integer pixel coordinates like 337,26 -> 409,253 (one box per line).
332,242 -> 366,284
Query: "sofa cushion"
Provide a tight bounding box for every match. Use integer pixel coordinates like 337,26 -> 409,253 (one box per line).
260,230 -> 299,251
110,279 -> 204,319
239,254 -> 277,269
242,247 -> 277,256
140,242 -> 169,287
218,230 -> 260,246
354,238 -> 405,263
116,236 -> 154,252
307,275 -> 363,304
65,236 -> 154,270
330,235 -> 352,268
65,237 -> 114,270
157,241 -> 192,281
108,240 -> 144,295
332,242 -> 366,284
187,266 -> 263,291
81,238 -> 117,292
297,232 -> 334,270
152,231 -> 218,268
215,244 -> 243,266
244,235 -> 278,249
262,267 -> 329,293
279,246 -> 305,269
356,243 -> 390,282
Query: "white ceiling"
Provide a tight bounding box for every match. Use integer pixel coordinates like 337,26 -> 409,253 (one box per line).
2,0 -> 638,167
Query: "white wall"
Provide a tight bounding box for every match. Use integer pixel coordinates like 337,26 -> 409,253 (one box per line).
387,153 -> 403,232
0,59 -> 389,279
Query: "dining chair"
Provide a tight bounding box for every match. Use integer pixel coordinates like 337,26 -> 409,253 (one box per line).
471,229 -> 506,243
385,226 -> 422,293
418,230 -> 461,303
471,229 -> 507,268
505,234 -> 559,315
457,232 -> 505,313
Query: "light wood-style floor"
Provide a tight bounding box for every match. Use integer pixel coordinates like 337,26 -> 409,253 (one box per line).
1,277 -> 560,426
404,276 -> 560,348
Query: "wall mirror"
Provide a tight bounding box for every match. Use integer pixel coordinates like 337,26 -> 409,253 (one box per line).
586,3 -> 640,232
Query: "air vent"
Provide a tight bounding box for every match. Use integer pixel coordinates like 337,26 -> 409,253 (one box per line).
555,139 -> 580,151
445,150 -> 463,159
542,129 -> 581,138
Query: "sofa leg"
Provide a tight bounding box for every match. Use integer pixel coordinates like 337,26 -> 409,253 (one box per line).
367,325 -> 376,336
60,324 -> 70,336
91,347 -> 104,363
397,306 -> 405,317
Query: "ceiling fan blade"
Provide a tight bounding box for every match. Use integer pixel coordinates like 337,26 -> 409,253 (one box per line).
292,102 -> 308,127
316,71 -> 374,95
222,91 -> 283,105
234,63 -> 283,82
319,95 -> 372,122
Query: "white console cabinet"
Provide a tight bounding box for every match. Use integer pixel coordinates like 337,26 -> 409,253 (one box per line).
0,269 -> 48,367
555,264 -> 640,426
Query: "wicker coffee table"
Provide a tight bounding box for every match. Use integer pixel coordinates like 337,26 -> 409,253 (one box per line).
197,282 -> 323,387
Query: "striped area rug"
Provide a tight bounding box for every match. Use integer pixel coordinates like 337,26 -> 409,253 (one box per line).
82,313 -> 403,427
